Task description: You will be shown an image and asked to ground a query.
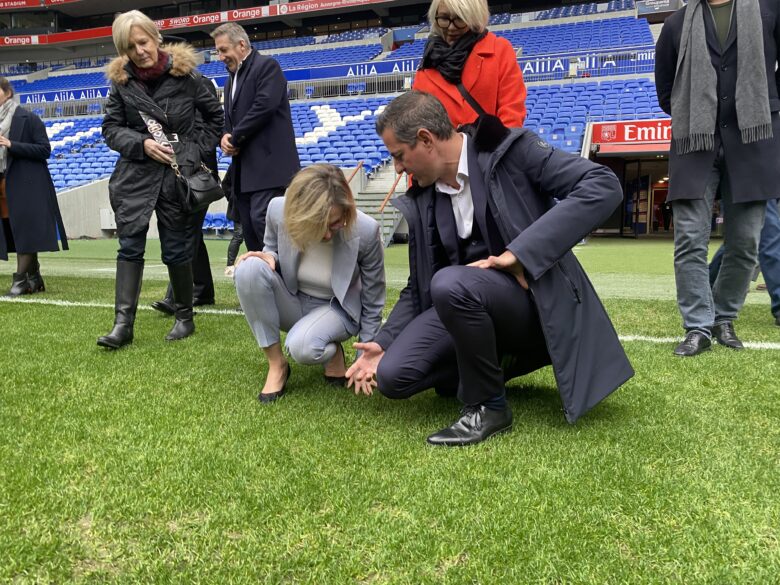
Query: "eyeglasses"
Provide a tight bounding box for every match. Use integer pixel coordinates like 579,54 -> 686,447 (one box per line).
435,14 -> 468,29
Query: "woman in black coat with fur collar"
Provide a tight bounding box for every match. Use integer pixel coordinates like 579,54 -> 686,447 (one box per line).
97,10 -> 222,349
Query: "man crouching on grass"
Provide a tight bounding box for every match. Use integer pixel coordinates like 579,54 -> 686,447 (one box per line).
346,91 -> 634,446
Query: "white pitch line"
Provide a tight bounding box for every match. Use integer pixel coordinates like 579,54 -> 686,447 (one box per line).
1,296 -> 779,349
0,296 -> 243,315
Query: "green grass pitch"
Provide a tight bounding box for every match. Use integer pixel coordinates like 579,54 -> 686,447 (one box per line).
0,238 -> 778,583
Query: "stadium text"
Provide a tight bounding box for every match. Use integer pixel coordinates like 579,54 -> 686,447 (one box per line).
21,88 -> 110,103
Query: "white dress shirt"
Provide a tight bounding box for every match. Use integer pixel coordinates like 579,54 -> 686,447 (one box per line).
230,51 -> 252,102
435,133 -> 474,239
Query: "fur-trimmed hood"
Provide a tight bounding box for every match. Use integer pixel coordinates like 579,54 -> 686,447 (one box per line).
106,43 -> 198,85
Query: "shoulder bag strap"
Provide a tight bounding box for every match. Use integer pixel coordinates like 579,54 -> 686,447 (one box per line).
456,82 -> 487,117
138,110 -> 181,175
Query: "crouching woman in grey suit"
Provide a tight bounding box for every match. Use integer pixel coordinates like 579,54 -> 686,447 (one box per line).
234,164 -> 386,402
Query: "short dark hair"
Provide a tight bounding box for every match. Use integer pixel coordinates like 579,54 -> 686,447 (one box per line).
375,91 -> 454,145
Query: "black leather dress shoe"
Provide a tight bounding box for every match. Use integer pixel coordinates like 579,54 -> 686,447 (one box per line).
712,322 -> 744,350
673,330 -> 711,357
426,404 -> 513,447
151,298 -> 175,315
193,297 -> 215,307
259,363 -> 291,403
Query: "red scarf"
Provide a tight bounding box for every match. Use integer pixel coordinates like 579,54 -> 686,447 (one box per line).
130,50 -> 170,83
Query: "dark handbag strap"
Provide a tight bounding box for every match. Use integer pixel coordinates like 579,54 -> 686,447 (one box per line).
456,82 -> 487,118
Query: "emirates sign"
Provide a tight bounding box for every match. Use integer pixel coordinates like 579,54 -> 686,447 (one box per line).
592,119 -> 672,145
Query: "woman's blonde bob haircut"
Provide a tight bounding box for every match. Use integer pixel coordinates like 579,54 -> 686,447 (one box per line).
283,164 -> 357,251
428,0 -> 489,38
112,10 -> 163,56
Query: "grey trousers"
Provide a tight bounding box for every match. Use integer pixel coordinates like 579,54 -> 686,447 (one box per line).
672,147 -> 767,334
234,256 -> 353,365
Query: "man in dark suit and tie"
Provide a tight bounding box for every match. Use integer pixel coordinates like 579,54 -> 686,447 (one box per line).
346,91 -> 634,446
210,23 -> 300,251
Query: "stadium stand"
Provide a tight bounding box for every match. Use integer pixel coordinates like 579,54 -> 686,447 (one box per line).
390,16 -> 652,60
4,1 -> 670,235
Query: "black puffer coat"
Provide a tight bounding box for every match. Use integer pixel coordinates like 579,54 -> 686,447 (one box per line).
102,43 -> 223,236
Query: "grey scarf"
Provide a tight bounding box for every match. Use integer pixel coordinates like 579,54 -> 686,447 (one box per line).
0,98 -> 18,174
671,0 -> 772,154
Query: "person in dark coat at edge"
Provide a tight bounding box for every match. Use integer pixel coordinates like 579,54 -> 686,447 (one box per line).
655,0 -> 780,356
97,10 -> 223,349
346,91 -> 634,446
150,53 -> 219,316
0,77 -> 68,295
210,22 -> 300,253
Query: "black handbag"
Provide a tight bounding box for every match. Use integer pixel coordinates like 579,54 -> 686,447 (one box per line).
139,110 -> 224,213
171,161 -> 224,213
455,82 -> 510,152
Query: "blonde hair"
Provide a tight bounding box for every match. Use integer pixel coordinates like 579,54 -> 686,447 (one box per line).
428,0 -> 489,38
112,10 -> 162,56
283,164 -> 357,251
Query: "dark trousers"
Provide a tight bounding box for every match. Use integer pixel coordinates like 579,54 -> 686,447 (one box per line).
163,207 -> 213,301
377,266 -> 550,405
235,188 -> 285,251
227,220 -> 244,266
118,221 -> 193,266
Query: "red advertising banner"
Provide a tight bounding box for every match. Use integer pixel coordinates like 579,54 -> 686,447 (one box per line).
0,0 -> 39,9
591,119 -> 672,145
0,0 -> 80,9
0,0 -> 390,46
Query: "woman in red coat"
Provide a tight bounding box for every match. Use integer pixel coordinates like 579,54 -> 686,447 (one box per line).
413,0 -> 526,129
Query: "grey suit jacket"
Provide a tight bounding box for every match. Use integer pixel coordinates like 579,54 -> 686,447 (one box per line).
263,197 -> 386,342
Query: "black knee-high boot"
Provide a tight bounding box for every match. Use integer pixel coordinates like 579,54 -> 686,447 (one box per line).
97,260 -> 144,349
165,263 -> 195,341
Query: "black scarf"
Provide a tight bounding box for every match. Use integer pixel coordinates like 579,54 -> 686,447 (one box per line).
420,30 -> 487,85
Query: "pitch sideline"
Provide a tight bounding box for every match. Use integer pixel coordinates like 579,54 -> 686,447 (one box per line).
2,296 -> 779,351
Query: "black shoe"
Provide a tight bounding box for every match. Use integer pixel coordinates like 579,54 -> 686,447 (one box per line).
426,404 -> 513,447
712,322 -> 744,350
7,272 -> 31,296
673,330 -> 711,357
27,271 -> 45,293
27,257 -> 44,293
323,343 -> 347,387
193,297 -> 215,307
259,363 -> 291,403
151,297 -> 175,315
